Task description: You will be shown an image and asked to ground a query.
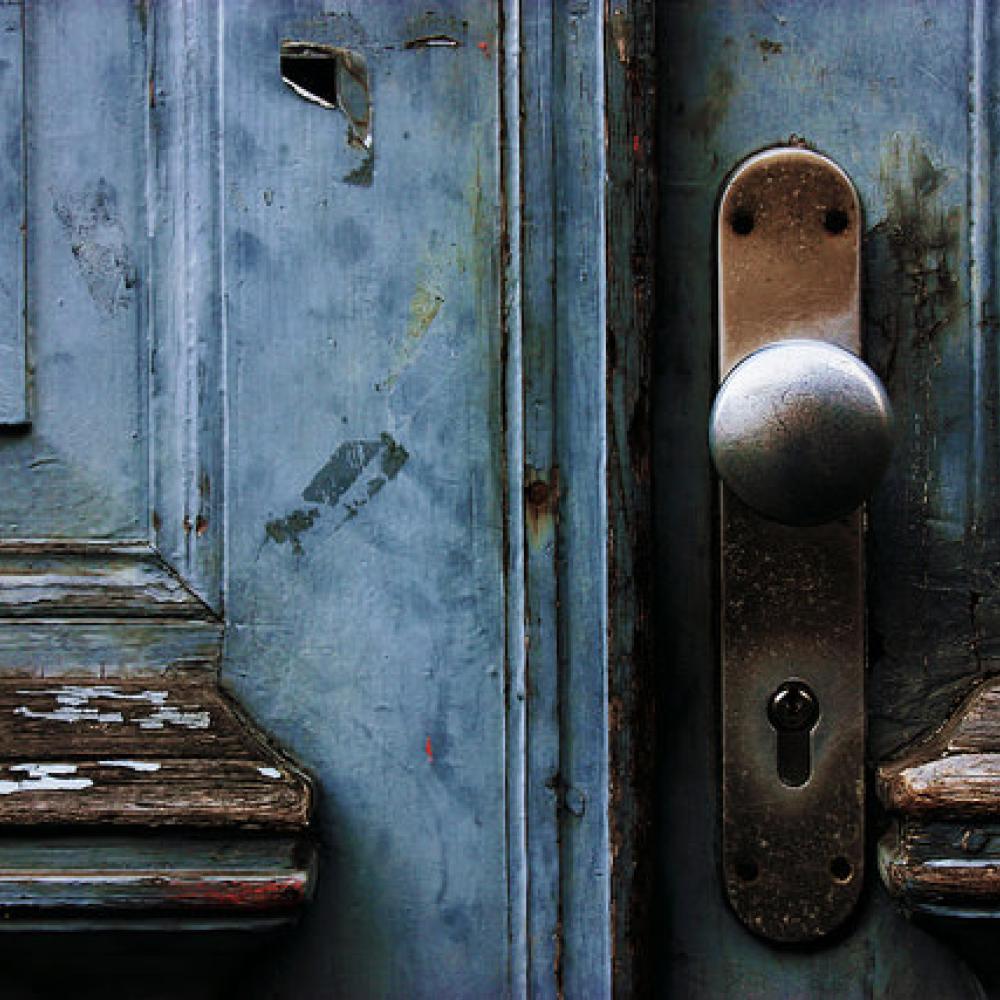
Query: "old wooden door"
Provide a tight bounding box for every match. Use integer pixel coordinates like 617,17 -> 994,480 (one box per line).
0,0 -> 652,997
655,1 -> 1000,997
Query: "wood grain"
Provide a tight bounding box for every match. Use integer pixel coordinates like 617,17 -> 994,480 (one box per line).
0,679 -> 312,830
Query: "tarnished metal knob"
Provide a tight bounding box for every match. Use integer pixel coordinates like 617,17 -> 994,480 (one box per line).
709,340 -> 893,526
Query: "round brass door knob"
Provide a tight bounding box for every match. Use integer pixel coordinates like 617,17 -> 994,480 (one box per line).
709,340 -> 894,526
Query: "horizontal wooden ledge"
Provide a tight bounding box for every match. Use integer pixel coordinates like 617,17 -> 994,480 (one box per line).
879,753 -> 1000,816
0,834 -> 315,920
879,820 -> 1000,918
879,679 -> 1000,817
0,678 -> 313,832
0,542 -> 218,621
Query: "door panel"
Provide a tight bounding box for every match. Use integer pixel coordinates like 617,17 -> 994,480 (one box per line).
1,0 -> 149,538
657,0 -> 1000,995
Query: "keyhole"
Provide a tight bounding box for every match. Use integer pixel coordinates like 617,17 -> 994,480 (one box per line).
767,681 -> 820,787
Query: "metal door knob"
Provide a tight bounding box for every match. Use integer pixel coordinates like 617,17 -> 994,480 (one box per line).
709,339 -> 893,525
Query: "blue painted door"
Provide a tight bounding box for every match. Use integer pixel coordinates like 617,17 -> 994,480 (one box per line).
0,1 -> 637,997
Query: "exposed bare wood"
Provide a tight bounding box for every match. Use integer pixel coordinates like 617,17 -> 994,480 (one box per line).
879,679 -> 1000,815
0,679 -> 312,830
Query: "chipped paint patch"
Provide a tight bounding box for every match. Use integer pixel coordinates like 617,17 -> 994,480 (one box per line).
257,767 -> 282,779
98,760 -> 161,772
378,284 -> 445,391
53,179 -> 137,315
265,507 -> 321,555
138,708 -> 211,730
0,764 -> 93,795
266,433 -> 409,553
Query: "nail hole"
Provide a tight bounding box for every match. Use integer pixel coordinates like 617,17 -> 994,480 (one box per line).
830,856 -> 852,882
823,208 -> 849,234
735,857 -> 759,882
730,209 -> 754,236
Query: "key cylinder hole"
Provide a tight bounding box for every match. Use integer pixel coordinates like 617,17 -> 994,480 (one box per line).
823,208 -> 850,234
830,856 -> 852,882
730,208 -> 754,236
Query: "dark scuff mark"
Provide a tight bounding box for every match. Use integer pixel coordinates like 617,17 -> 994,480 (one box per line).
865,135 -> 967,759
303,439 -> 382,505
266,434 -> 409,553
343,147 -> 374,187
405,35 -> 460,50
754,35 -> 783,59
53,179 -> 137,316
688,66 -> 735,146
265,507 -> 320,556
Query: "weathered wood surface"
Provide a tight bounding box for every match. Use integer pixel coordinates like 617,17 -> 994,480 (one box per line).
605,0 -> 655,995
0,0 -> 641,994
880,681 -> 1000,816
0,679 -> 311,830
881,820 -> 1000,918
0,834 -> 315,935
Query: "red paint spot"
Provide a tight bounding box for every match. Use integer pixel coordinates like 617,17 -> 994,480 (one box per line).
425,736 -> 433,761
162,874 -> 308,911
633,134 -> 640,154
477,41 -> 490,58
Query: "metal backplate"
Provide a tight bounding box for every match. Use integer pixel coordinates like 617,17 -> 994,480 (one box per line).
718,148 -> 864,942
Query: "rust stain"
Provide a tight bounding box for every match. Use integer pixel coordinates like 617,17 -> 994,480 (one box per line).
754,35 -> 784,59
151,510 -> 161,532
424,736 -> 433,762
195,514 -> 208,537
477,41 -> 490,58
182,515 -> 192,536
525,468 -> 559,547
609,7 -> 631,67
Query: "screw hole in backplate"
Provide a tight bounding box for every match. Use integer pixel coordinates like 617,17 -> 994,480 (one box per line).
730,208 -> 754,235
823,208 -> 849,234
735,857 -> 759,882
830,856 -> 852,882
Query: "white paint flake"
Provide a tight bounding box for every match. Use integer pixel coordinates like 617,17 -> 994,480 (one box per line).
257,767 -> 282,779
137,708 -> 210,730
0,763 -> 92,795
13,687 -> 209,730
17,686 -> 169,706
97,760 -> 161,772
14,706 -> 125,724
